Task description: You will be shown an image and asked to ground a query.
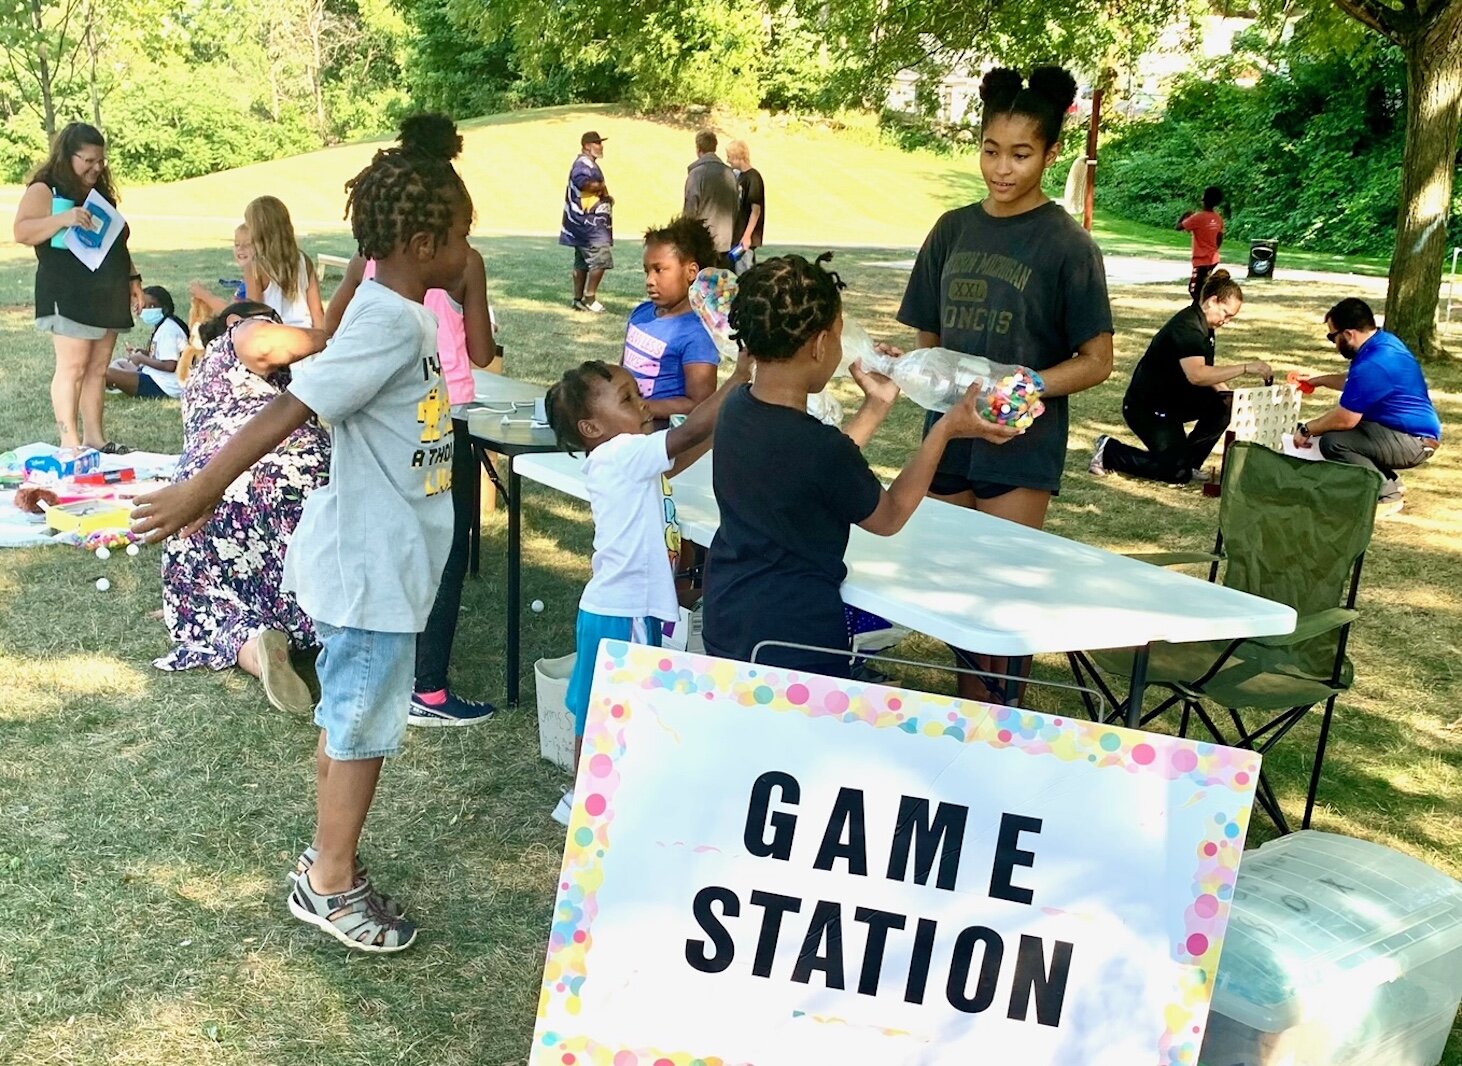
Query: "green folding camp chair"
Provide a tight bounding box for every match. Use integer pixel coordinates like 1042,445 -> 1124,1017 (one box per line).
1069,442 -> 1381,833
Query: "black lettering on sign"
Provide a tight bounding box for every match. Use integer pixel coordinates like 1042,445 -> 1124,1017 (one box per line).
684,885 -> 739,973
903,917 -> 939,1005
1007,935 -> 1074,1027
744,771 -> 799,860
411,450 -> 425,468
887,796 -> 967,891
946,925 -> 1003,1014
747,890 -> 802,978
790,899 -> 846,989
812,788 -> 868,876
853,907 -> 907,996
989,813 -> 1042,905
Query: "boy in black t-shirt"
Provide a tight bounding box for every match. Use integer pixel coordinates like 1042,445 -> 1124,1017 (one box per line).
727,140 -> 764,276
702,256 -> 1018,678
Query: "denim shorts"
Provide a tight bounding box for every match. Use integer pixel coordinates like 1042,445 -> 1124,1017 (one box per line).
567,610 -> 662,736
314,621 -> 415,760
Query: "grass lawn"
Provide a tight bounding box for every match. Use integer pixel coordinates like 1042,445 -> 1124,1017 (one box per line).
1,135 -> 1458,1060
0,103 -> 1396,277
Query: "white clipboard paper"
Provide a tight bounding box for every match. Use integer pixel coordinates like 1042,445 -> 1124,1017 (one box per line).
64,189 -> 125,272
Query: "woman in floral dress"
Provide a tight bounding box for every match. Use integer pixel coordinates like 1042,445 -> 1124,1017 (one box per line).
154,302 -> 330,713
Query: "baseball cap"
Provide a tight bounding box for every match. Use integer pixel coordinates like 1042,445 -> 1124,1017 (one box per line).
581,131 -> 606,146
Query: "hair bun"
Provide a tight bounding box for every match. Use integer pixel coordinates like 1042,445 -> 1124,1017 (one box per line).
397,113 -> 463,162
980,68 -> 1024,110
1028,66 -> 1078,113
1210,268 -> 1232,283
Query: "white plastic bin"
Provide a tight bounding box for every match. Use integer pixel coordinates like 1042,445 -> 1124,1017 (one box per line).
534,653 -> 577,771
1201,831 -> 1462,1066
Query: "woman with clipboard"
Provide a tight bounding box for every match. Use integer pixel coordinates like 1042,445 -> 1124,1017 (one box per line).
12,122 -> 142,454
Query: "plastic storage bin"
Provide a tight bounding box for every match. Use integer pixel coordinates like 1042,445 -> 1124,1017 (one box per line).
1201,831 -> 1462,1066
534,653 -> 577,771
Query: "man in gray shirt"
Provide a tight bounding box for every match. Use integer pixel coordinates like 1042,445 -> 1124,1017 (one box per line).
682,130 -> 739,267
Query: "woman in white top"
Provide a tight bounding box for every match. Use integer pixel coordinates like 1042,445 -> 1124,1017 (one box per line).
243,195 -> 323,328
105,285 -> 189,398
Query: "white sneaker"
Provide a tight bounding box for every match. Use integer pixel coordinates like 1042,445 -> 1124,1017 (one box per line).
583,299 -> 605,313
551,789 -> 575,826
1089,434 -> 1111,477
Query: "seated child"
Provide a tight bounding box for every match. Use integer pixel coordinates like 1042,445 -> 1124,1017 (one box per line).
544,350 -> 750,824
105,285 -> 189,398
621,215 -> 721,424
701,255 -> 1020,678
189,224 -> 253,315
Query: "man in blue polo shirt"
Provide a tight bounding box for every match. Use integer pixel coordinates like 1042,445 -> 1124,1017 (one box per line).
1293,297 -> 1442,516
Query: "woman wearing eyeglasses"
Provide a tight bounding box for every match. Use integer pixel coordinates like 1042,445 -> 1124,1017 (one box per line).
153,303 -> 331,715
11,122 -> 143,453
1089,270 -> 1272,484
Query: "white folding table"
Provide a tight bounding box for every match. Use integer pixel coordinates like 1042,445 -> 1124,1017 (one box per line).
514,451 -> 1297,727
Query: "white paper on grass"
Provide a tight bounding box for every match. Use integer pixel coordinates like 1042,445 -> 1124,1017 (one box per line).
64,189 -> 125,272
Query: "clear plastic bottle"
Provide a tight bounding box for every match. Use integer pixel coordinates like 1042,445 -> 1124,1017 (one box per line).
837,316 -> 879,378
857,347 -> 1046,427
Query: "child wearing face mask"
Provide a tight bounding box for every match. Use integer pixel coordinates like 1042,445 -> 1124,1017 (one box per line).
105,284 -> 189,398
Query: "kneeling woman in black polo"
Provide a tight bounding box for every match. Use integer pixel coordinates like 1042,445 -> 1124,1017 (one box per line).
1091,271 -> 1270,484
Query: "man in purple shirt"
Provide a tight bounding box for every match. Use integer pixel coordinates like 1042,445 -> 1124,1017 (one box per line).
560,131 -> 613,312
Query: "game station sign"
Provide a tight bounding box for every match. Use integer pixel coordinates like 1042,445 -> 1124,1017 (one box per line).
530,642 -> 1260,1066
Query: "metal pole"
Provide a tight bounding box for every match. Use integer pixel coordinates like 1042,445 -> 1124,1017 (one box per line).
1082,89 -> 1102,232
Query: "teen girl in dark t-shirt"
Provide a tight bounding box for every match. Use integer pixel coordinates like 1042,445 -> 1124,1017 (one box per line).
896,66 -> 1114,702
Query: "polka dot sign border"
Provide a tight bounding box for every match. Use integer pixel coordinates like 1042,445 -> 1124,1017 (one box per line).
535,642 -> 1260,1066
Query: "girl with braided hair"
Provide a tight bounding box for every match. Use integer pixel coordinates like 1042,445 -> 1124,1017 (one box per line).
134,127 -> 475,955
701,255 -> 1017,678
325,113 -> 502,728
897,66 -> 1114,701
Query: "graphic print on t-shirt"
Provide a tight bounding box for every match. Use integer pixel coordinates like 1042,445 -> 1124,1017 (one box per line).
662,475 -> 681,574
623,322 -> 668,396
941,251 -> 1033,338
413,350 -> 454,497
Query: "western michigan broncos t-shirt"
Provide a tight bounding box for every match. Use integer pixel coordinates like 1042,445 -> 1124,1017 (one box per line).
898,200 -> 1113,492
284,279 -> 454,633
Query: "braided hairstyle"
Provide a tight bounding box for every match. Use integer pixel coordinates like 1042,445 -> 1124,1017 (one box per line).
643,215 -> 715,271
545,360 -> 616,454
980,66 -> 1078,150
729,254 -> 842,361
397,112 -> 464,161
343,117 -> 473,261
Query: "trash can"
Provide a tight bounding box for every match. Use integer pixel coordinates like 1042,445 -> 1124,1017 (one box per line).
1247,239 -> 1278,280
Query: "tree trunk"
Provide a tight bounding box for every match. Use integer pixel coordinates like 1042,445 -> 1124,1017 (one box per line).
86,5 -> 101,129
30,0 -> 55,137
1385,19 -> 1462,361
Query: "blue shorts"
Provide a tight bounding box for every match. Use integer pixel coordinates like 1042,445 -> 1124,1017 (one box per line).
567,610 -> 663,736
313,622 -> 415,760
135,374 -> 167,398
